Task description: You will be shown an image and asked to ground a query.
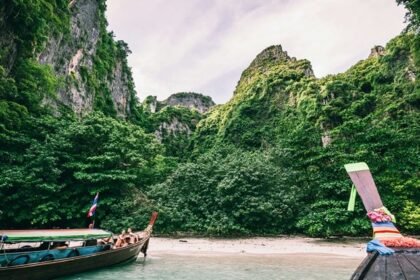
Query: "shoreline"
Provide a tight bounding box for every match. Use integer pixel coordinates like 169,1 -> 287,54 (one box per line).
148,236 -> 368,258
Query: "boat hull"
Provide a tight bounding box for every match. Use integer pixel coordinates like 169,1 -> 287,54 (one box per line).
351,248 -> 420,279
0,239 -> 147,280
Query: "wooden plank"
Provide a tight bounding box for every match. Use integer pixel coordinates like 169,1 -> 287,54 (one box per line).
348,172 -> 374,211
397,254 -> 420,280
348,170 -> 383,211
365,255 -> 386,280
404,253 -> 420,272
386,254 -> 406,279
351,252 -> 378,280
358,170 -> 383,210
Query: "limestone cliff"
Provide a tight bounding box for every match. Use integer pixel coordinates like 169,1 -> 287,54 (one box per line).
192,34 -> 418,154
0,0 -> 136,118
143,92 -> 215,114
142,93 -> 214,157
193,44 -> 315,151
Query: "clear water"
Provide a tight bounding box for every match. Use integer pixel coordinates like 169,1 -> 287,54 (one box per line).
59,252 -> 361,280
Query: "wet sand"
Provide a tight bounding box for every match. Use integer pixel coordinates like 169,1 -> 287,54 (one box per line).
148,236 -> 367,258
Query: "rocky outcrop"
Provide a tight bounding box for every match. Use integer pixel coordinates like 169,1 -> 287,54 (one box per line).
192,43 -> 318,152
249,45 -> 292,68
107,61 -> 132,118
141,93 -> 209,153
1,0 -> 134,118
0,9 -> 17,74
155,117 -> 192,142
142,96 -> 158,113
37,0 -> 100,115
369,46 -> 385,58
234,44 -> 314,97
163,92 -> 215,113
143,92 -> 215,114
247,45 -> 314,77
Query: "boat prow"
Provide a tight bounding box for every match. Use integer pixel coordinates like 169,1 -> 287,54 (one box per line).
344,163 -> 419,279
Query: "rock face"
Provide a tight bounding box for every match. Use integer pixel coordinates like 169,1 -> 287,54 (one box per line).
142,96 -> 158,113
0,0 -> 135,118
155,117 -> 192,142
233,44 -> 315,99
143,92 -> 215,113
369,46 -> 385,58
162,92 -> 215,113
247,45 -> 314,77
107,60 -> 133,118
192,44 -> 317,151
249,45 -> 292,68
141,93 -> 211,156
37,0 -> 99,115
0,10 -> 17,74
38,0 -> 133,118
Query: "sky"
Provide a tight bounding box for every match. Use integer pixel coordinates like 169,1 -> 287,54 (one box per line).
106,0 -> 407,104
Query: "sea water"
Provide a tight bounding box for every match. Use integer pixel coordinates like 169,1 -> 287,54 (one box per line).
59,253 -> 361,280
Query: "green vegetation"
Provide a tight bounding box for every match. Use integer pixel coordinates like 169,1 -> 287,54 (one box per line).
0,0 -> 418,238
151,148 -> 302,235
85,27 -> 138,117
153,33 -> 419,237
0,0 -> 162,230
145,106 -> 202,159
0,113 -> 168,229
398,0 -> 420,31
0,0 -> 69,115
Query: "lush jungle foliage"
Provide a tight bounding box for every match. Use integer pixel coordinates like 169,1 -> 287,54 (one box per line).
0,0 -> 162,229
144,106 -> 202,159
151,32 -> 419,236
0,0 -> 418,237
0,113 -> 171,228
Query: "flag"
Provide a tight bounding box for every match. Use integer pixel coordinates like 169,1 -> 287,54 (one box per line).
87,193 -> 99,218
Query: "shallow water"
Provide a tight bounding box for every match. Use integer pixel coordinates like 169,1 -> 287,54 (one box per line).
59,253 -> 361,280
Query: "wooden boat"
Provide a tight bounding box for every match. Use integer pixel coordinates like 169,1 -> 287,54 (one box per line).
351,248 -> 420,280
344,163 -> 419,280
0,212 -> 158,280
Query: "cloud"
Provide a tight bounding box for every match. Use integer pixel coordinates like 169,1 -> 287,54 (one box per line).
106,0 -> 406,104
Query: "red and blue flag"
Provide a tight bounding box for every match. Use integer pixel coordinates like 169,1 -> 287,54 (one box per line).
87,193 -> 99,218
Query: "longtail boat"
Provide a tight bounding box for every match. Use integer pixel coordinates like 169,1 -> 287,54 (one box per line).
0,212 -> 158,280
344,163 -> 419,279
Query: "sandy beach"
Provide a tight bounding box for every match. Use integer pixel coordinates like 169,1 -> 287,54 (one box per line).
54,237 -> 368,279
148,237 -> 368,258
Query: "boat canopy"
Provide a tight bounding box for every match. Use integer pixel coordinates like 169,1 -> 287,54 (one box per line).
0,229 -> 112,242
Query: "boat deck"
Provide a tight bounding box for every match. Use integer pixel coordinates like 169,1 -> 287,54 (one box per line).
351,249 -> 420,280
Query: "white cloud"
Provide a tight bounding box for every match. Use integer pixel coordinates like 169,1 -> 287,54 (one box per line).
106,0 -> 407,104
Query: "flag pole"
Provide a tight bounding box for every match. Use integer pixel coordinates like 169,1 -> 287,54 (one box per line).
87,192 -> 99,229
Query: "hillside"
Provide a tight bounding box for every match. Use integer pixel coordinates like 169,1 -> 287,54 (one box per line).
142,93 -> 215,158
153,33 -> 419,236
0,0 -> 418,237
0,0 -> 156,229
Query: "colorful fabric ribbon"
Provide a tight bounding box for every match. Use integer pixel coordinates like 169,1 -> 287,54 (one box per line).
367,207 -> 395,223
371,222 -> 420,248
367,239 -> 395,255
372,222 -> 402,239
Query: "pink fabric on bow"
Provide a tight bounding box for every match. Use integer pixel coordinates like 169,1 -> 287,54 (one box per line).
367,209 -> 392,223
